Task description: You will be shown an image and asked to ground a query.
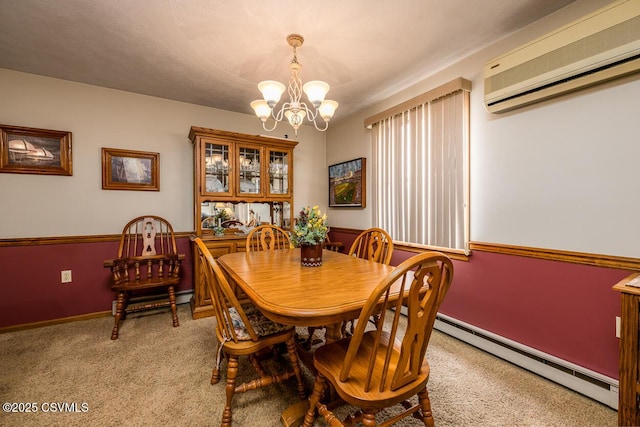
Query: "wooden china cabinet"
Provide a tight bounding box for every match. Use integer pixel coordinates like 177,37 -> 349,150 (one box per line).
189,126 -> 298,318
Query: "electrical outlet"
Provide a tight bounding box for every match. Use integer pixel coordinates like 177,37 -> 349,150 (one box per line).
616,316 -> 621,338
61,270 -> 72,283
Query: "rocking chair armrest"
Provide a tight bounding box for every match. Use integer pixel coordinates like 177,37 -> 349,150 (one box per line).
104,258 -> 120,269
104,254 -> 184,269
161,253 -> 186,264
150,253 -> 185,262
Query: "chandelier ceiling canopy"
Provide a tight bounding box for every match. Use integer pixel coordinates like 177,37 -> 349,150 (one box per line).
251,34 -> 338,136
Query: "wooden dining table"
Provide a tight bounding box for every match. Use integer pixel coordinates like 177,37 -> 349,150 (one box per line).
217,247 -> 396,343
216,247 -> 397,426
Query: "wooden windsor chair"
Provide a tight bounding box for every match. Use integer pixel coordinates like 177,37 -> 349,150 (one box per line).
342,227 -> 394,336
104,215 -> 184,340
303,251 -> 454,427
245,224 -> 292,251
348,227 -> 394,264
194,238 -> 306,426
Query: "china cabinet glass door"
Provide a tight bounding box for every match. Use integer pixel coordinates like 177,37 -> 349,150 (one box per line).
203,140 -> 232,196
268,149 -> 291,197
238,146 -> 262,196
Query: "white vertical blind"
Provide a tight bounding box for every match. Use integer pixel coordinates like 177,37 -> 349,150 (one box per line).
371,85 -> 469,252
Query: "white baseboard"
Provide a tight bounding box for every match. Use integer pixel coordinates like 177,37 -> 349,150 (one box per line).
434,313 -> 619,410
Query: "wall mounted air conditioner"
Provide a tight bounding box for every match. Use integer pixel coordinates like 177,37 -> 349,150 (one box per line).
484,0 -> 640,113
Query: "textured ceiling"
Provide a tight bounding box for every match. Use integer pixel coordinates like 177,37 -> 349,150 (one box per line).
0,0 -> 576,122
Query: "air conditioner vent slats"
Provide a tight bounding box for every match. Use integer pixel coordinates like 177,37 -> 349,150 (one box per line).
485,0 -> 640,113
487,53 -> 640,107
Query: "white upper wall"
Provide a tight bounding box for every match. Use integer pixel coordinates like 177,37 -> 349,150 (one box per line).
0,69 -> 327,237
326,0 -> 639,258
2,0 -> 637,258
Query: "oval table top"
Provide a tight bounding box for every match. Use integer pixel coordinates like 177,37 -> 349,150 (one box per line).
217,248 -> 396,328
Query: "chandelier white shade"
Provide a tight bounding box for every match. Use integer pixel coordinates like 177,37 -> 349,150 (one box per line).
251,34 -> 338,135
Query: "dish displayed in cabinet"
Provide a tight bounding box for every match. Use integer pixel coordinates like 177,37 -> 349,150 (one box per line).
240,179 -> 258,193
206,176 -> 225,192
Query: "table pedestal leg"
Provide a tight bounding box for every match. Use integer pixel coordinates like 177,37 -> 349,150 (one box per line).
324,322 -> 342,344
281,322 -> 344,426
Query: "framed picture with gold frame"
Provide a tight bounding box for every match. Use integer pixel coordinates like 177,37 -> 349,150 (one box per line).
0,124 -> 73,176
102,147 -> 159,191
328,157 -> 366,208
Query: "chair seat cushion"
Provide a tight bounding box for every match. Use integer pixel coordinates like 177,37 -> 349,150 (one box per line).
228,304 -> 292,341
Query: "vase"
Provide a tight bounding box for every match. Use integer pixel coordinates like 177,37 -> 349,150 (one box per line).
300,243 -> 323,267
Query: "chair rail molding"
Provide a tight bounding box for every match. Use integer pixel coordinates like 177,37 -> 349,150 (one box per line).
469,241 -> 640,270
0,231 -> 194,247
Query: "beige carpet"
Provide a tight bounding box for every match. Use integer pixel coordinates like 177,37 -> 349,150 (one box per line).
0,304 -> 616,426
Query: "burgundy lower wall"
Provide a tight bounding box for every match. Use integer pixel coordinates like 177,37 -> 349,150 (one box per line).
0,237 -> 193,328
1,233 -> 629,380
415,250 -> 626,380
329,230 -> 628,379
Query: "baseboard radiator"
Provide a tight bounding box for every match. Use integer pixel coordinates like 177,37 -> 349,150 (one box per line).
111,290 -> 193,315
434,313 -> 619,410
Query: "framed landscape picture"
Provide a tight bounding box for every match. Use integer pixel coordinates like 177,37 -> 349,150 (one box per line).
328,157 -> 366,208
0,124 -> 73,176
102,148 -> 159,191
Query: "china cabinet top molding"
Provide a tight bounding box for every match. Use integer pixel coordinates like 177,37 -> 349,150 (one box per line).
188,127 -> 299,150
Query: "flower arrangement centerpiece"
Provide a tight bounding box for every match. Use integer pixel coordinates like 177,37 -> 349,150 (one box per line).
290,206 -> 328,266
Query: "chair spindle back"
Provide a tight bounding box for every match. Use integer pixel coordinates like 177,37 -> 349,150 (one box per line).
113,216 -> 181,285
246,224 -> 291,251
348,227 -> 394,265
194,238 -> 259,343
340,251 -> 453,392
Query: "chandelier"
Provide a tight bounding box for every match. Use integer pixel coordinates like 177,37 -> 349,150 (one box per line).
251,34 -> 338,135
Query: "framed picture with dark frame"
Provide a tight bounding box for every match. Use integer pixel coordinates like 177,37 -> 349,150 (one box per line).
102,147 -> 159,191
328,157 -> 366,208
0,124 -> 73,176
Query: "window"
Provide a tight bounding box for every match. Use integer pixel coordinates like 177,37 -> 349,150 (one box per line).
366,78 -> 470,253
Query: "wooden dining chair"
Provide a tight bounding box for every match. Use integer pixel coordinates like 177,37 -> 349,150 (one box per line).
342,227 -> 395,336
104,215 -> 184,340
348,227 -> 394,264
194,238 -> 306,426
303,251 -> 453,427
246,224 -> 291,251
